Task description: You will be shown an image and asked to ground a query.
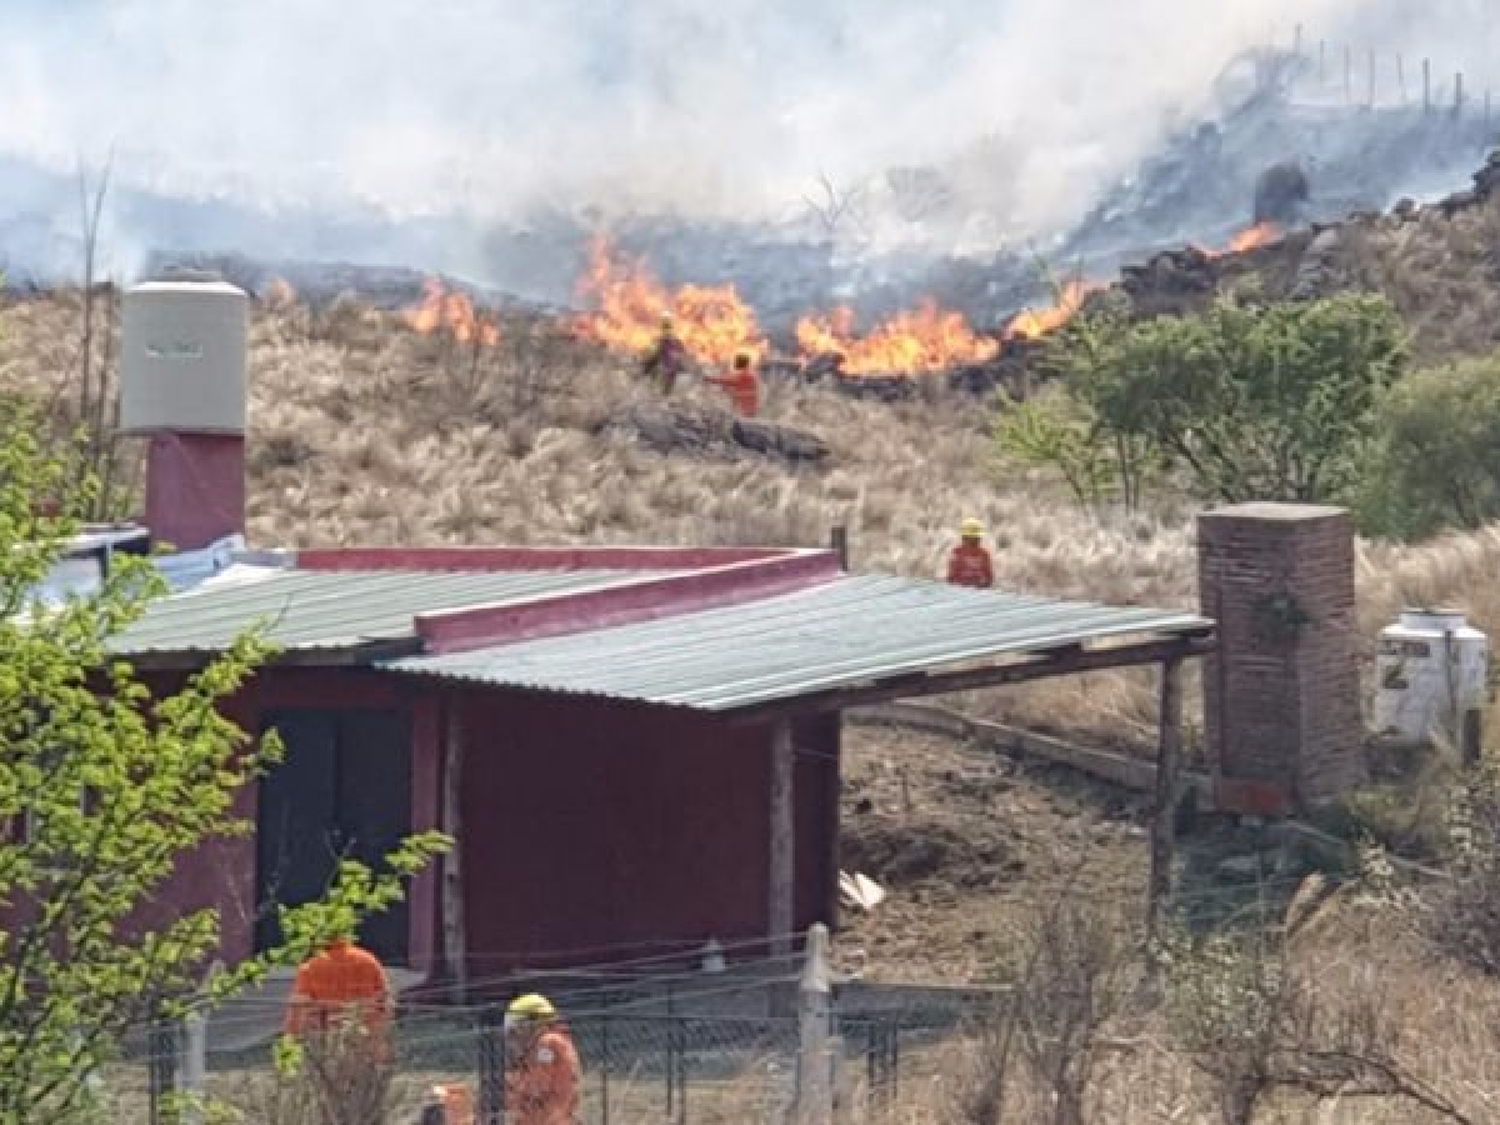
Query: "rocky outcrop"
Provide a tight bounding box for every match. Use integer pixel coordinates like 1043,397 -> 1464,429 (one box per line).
600,401 -> 831,465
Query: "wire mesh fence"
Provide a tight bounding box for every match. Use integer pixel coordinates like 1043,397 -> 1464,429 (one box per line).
109,969 -> 991,1124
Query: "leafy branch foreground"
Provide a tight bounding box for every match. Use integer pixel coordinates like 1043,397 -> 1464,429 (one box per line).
0,405 -> 446,1123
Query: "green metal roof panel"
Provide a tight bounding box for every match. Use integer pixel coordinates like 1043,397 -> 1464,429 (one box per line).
111,568 -> 676,655
387,575 -> 1211,711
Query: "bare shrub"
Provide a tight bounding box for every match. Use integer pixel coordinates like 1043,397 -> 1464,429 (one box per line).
1430,759 -> 1500,974
230,1029 -> 402,1125
957,894 -> 1138,1124
1164,878 -> 1472,1125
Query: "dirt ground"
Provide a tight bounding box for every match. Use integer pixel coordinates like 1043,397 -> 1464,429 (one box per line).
833,719 -> 1153,983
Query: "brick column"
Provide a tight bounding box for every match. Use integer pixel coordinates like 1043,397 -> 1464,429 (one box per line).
1198,503 -> 1364,814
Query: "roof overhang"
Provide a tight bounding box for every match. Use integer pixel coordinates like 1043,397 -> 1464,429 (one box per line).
714,629 -> 1214,724
386,575 -> 1216,720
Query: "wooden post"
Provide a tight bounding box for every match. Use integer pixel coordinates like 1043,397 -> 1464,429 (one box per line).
1423,58 -> 1432,115
1147,657 -> 1185,946
1463,708 -> 1484,767
1343,44 -> 1352,103
1368,49 -> 1377,107
442,705 -> 468,1004
770,720 -> 796,959
830,526 -> 849,571
1455,71 -> 1466,116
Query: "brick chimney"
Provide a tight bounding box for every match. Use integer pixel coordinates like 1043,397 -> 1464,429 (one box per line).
119,271 -> 249,553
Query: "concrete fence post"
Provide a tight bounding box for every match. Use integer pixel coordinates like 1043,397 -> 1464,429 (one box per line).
177,1008 -> 208,1125
794,924 -> 835,1124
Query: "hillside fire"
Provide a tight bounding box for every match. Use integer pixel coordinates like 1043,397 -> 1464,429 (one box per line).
1191,221 -> 1285,260
1000,279 -> 1100,342
574,237 -> 766,367
794,302 -> 1000,376
404,278 -> 501,346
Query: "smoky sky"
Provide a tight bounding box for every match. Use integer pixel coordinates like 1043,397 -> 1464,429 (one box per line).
0,0 -> 1493,252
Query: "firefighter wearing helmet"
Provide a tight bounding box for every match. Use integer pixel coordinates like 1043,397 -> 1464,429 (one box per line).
641,311 -> 688,396
946,517 -> 994,589
505,993 -> 581,1125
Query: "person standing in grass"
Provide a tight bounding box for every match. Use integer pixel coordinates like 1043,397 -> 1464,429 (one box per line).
946,517 -> 995,589
642,312 -> 688,395
706,351 -> 762,418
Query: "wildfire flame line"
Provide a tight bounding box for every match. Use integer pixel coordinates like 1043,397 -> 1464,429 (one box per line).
795,302 -> 1000,376
404,278 -> 500,346
1192,221 -> 1284,260
575,237 -> 765,367
1000,279 -> 1101,343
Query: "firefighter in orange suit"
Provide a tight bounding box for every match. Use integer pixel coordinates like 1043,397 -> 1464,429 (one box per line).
706,351 -> 762,418
946,517 -> 995,589
283,932 -> 393,1059
505,993 -> 582,1125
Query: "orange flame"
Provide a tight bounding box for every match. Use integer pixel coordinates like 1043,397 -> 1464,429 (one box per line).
1001,279 -> 1099,342
1193,221 -> 1285,259
575,237 -> 764,366
404,278 -> 500,346
795,302 -> 1000,376
1225,220 -> 1282,253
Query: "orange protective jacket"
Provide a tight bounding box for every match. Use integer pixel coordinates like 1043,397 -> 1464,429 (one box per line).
506,1026 -> 582,1125
946,543 -> 994,589
706,367 -> 761,417
283,940 -> 393,1044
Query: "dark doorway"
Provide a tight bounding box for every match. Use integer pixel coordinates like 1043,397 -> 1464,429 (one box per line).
255,708 -> 413,962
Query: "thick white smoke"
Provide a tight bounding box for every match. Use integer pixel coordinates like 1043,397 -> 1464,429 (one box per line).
0,0 -> 1487,279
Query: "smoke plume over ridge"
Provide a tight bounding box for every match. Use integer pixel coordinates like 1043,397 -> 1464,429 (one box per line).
0,0 -> 1495,288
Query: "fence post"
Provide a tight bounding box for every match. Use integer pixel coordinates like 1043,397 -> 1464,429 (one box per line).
794,924 -> 834,1124
476,1006 -> 505,1125
148,1018 -> 180,1125
178,1007 -> 207,1125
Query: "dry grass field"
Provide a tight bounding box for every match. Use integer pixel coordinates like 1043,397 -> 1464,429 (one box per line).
7,281 -> 1500,748
11,252 -> 1500,1120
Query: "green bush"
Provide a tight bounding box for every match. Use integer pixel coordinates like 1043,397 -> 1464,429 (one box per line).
1357,353 -> 1500,539
1005,293 -> 1408,507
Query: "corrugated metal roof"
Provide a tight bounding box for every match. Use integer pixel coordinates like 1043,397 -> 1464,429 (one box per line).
387,574 -> 1211,711
111,568 -> 677,655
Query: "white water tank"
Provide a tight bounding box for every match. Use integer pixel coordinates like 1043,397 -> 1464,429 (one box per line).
1374,608 -> 1489,744
119,272 -> 248,435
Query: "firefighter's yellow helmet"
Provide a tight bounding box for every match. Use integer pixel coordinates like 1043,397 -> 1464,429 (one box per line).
960,517 -> 984,539
507,993 -> 557,1022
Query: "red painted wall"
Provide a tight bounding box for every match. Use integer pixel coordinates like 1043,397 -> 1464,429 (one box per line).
141,668 -> 440,967
124,668 -> 841,981
456,690 -> 840,977
143,433 -> 245,552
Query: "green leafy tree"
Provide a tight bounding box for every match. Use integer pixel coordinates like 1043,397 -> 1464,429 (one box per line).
996,304 -> 1160,509
1029,293 -> 1407,505
1356,354 -> 1500,540
0,401 -> 447,1122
